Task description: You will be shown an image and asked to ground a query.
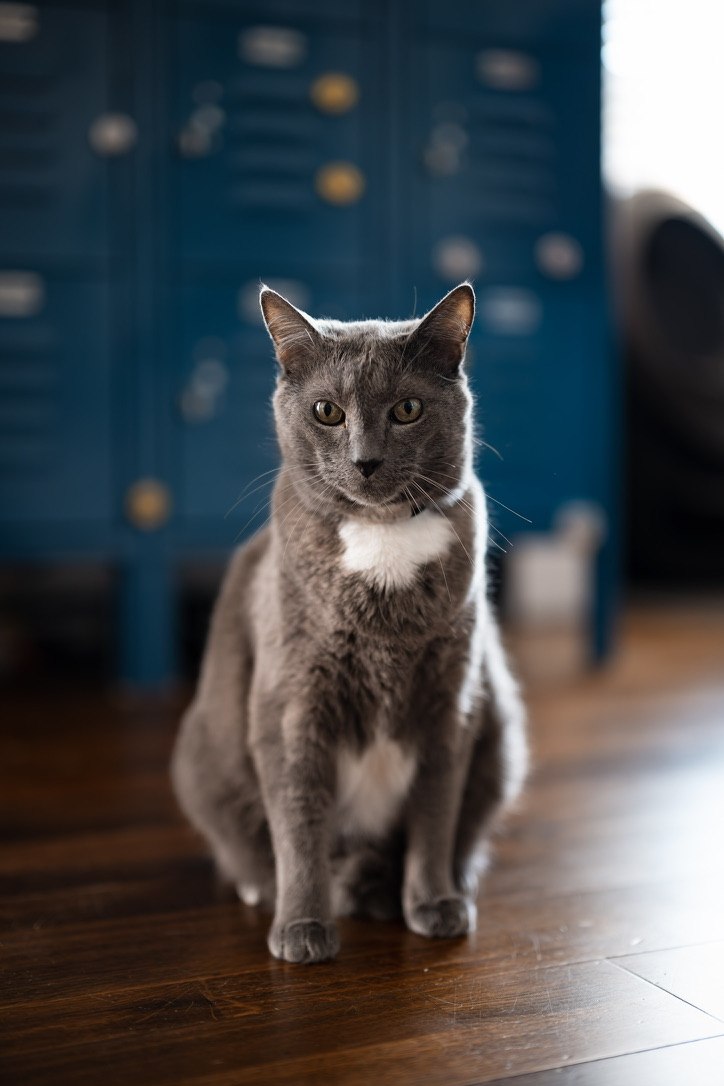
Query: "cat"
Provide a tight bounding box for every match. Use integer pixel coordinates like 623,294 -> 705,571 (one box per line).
171,282 -> 527,963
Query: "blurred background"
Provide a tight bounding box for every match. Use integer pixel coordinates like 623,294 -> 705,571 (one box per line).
0,0 -> 721,690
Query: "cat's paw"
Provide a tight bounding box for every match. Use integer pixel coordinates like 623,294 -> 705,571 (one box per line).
405,896 -> 473,939
267,918 -> 340,964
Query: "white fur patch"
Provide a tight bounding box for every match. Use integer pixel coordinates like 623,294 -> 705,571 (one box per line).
338,509 -> 455,590
337,737 -> 416,839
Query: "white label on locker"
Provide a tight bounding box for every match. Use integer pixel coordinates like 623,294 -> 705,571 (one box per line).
433,236 -> 483,282
424,123 -> 469,177
0,3 -> 37,41
180,359 -> 229,424
0,271 -> 44,317
88,113 -> 138,157
480,288 -> 542,336
476,50 -> 540,91
536,233 -> 584,279
239,26 -> 307,68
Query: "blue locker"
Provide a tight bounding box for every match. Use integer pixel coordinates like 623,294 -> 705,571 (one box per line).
0,4 -> 110,262
398,0 -> 614,654
0,275 -> 113,533
169,275 -> 365,541
0,0 -> 613,683
166,1 -> 390,541
0,3 -> 115,552
171,9 -> 375,271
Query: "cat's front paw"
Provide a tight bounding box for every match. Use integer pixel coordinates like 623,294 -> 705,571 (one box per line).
268,918 -> 340,963
405,896 -> 473,939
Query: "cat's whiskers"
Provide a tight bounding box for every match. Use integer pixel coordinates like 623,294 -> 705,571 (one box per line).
488,523 -> 513,549
295,483 -> 336,559
274,476 -> 326,543
421,478 -> 511,552
224,467 -> 280,519
429,462 -> 531,525
412,471 -> 477,524
405,483 -> 453,604
423,464 -> 528,541
409,478 -> 475,573
416,470 -> 510,549
275,476 -> 327,540
402,484 -> 420,519
234,490 -> 293,544
415,476 -> 478,523
237,487 -> 309,543
227,460 -> 314,519
437,554 -> 452,603
279,474 -> 336,568
478,439 -> 504,460
280,499 -> 311,569
403,485 -> 432,579
234,469 -> 327,543
484,493 -> 532,523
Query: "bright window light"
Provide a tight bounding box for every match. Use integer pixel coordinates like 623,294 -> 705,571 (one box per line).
603,0 -> 724,235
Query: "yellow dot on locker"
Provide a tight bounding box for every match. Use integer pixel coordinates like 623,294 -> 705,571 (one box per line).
315,162 -> 365,205
125,478 -> 173,531
310,72 -> 359,114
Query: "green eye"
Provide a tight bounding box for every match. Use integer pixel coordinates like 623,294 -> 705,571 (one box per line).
392,398 -> 423,423
314,400 -> 345,425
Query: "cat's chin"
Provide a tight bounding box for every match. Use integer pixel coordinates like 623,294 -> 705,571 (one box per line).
334,489 -> 418,522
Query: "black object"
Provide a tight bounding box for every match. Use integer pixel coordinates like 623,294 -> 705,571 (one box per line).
617,191 -> 724,585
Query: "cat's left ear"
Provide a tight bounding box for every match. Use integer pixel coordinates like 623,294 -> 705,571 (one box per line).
407,283 -> 475,375
259,286 -> 321,376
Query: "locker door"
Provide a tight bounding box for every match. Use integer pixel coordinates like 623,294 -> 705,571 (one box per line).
0,274 -> 112,535
0,3 -> 114,546
172,277 -> 368,538
167,2 -> 388,533
403,14 -> 605,538
170,5 -> 379,282
0,3 -> 110,262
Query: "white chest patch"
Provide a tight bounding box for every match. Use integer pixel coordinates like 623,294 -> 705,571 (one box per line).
338,509 -> 455,590
337,737 -> 416,840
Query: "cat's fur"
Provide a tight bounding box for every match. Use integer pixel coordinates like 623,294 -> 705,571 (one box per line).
171,283 -> 527,963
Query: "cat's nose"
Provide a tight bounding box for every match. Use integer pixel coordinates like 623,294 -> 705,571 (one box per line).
354,458 -> 382,478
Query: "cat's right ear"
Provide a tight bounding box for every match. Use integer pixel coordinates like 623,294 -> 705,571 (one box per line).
259,287 -> 320,376
406,283 -> 475,376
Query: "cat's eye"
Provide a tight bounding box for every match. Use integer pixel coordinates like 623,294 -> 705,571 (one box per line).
391,398 -> 423,423
313,400 -> 345,425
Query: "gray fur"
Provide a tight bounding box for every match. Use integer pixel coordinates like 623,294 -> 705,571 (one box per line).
171,283 -> 527,963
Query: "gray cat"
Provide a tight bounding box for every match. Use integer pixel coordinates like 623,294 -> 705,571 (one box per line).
171,282 -> 527,963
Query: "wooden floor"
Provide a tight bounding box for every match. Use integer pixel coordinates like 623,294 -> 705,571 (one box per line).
2,602 -> 724,1085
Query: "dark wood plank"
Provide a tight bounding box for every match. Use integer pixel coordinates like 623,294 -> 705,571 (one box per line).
4,871 -> 724,1007
0,960 -> 721,1086
1,603 -> 724,1085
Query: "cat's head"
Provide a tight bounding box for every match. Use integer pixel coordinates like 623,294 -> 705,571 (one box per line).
260,284 -> 476,521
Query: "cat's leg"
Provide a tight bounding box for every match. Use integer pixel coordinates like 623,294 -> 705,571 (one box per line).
171,707 -> 276,906
332,835 -> 404,921
401,716 -> 473,939
454,617 -> 527,899
452,719 -> 506,902
171,536 -> 277,907
251,699 -> 339,964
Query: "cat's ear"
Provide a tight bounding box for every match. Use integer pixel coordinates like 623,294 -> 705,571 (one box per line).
407,283 -> 475,375
259,287 -> 320,376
